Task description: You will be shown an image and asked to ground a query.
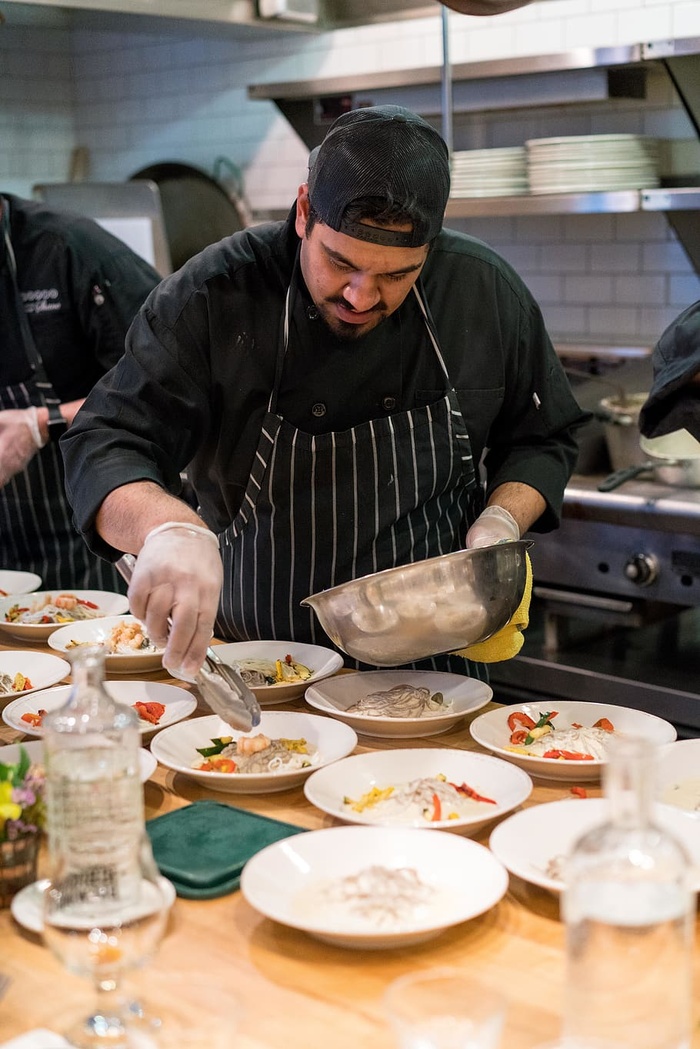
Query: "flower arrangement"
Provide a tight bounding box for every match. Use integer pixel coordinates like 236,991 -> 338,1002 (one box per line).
0,746 -> 45,843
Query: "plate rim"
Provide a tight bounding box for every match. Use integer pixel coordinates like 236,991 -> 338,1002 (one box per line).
469,699 -> 677,772
304,669 -> 493,728
149,710 -> 358,786
2,680 -> 197,737
302,746 -> 533,830
240,824 -> 509,940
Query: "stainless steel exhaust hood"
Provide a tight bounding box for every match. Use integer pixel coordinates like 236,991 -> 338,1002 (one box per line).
0,0 -> 438,32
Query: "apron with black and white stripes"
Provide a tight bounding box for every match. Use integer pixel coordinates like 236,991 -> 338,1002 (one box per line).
0,199 -> 121,591
216,269 -> 487,678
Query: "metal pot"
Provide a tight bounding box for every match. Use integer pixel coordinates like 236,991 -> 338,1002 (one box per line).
598,427 -> 700,491
597,393 -> 650,471
301,540 -> 532,666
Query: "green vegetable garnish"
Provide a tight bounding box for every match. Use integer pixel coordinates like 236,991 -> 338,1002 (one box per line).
195,736 -> 234,758
524,710 -> 556,746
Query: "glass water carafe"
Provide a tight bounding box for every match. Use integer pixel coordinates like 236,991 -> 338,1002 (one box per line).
562,735 -> 695,1049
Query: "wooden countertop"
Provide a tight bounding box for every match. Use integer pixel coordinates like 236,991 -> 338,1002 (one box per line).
0,636 -> 696,1049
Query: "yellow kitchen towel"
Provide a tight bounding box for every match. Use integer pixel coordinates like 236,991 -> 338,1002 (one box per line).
453,552 -> 533,663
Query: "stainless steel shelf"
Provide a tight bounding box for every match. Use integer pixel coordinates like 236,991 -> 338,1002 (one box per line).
444,187 -> 700,218
247,44 -> 644,99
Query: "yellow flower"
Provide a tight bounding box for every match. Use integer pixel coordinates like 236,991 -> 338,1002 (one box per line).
0,780 -> 21,823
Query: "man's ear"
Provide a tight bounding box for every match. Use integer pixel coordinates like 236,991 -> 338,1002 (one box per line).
295,185 -> 310,239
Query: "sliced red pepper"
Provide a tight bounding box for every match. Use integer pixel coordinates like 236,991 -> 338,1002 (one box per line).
542,749 -> 594,761
593,717 -> 614,732
507,711 -> 536,732
430,793 -> 442,821
21,711 -> 44,727
509,730 -> 529,745
132,701 -> 165,725
571,786 -> 588,798
77,599 -> 99,609
452,781 -> 497,805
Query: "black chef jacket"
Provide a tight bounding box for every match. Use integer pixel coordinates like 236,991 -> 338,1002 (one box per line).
62,206 -> 588,560
2,193 -> 162,396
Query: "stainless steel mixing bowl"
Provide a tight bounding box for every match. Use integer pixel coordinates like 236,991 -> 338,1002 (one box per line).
301,540 -> 532,666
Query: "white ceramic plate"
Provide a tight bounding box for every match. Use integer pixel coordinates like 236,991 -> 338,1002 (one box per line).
0,570 -> 42,596
10,876 -> 176,935
0,651 -> 70,704
2,681 -> 197,739
470,701 -> 676,781
240,825 -> 508,949
303,748 -> 532,835
0,739 -> 157,783
304,670 -> 492,738
150,711 -> 358,794
0,590 -> 130,641
48,615 -> 164,673
489,798 -> 700,893
212,640 -> 344,704
656,739 -> 700,813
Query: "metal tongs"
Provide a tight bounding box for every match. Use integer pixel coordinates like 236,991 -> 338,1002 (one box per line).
116,553 -> 261,733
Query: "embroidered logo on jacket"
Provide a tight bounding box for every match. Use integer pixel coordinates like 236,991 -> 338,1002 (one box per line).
21,288 -> 61,314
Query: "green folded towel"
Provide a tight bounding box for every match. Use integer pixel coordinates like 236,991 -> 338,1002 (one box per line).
146,799 -> 307,900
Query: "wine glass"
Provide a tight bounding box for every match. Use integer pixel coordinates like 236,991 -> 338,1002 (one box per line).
42,834 -> 171,1049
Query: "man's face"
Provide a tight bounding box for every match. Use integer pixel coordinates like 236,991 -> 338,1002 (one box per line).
295,187 -> 430,340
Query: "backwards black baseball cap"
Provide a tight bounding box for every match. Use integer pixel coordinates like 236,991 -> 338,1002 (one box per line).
639,299 -> 700,441
307,105 -> 450,248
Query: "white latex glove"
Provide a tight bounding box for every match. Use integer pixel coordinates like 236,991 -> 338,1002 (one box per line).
466,505 -> 520,549
127,521 -> 223,682
0,406 -> 45,487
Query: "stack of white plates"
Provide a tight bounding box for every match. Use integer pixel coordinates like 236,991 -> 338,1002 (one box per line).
525,134 -> 660,195
450,146 -> 528,198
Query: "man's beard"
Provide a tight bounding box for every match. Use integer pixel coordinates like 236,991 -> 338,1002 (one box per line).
317,297 -> 387,341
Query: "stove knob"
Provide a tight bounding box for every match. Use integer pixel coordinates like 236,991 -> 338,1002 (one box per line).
624,553 -> 658,586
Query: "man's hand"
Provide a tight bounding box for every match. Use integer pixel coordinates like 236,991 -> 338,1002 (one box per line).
0,407 -> 45,487
466,505 -> 520,549
127,522 -> 223,682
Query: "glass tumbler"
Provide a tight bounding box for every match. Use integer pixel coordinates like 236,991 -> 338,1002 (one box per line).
383,968 -> 506,1049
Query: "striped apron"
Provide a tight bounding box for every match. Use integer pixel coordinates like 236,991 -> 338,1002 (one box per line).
216,268 -> 486,678
0,200 -> 122,592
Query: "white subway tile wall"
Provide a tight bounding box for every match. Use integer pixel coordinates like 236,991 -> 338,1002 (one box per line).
1,0 -> 700,346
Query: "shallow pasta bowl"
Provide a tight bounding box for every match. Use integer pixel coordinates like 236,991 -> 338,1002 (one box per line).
0,590 -> 129,642
240,825 -> 509,949
150,711 -> 358,794
0,739 -> 157,783
0,570 -> 42,596
3,680 -> 197,739
303,747 -> 532,835
305,669 -> 492,738
48,615 -> 164,673
0,651 -> 70,705
489,798 -> 700,894
301,540 -> 531,666
212,640 -> 344,704
470,700 -> 677,782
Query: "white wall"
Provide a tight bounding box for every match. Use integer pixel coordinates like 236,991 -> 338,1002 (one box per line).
2,0 -> 700,348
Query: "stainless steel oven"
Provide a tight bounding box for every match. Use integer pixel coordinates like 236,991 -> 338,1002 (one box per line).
489,473 -> 700,736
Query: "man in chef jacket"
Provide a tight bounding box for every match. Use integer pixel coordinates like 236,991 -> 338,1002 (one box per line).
62,106 -> 588,681
0,192 -> 161,591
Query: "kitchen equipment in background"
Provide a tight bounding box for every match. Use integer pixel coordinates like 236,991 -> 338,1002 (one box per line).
212,156 -> 255,228
597,392 -> 650,471
594,385 -> 700,489
301,541 -> 531,666
32,181 -> 173,277
525,134 -> 660,195
130,162 -> 249,272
